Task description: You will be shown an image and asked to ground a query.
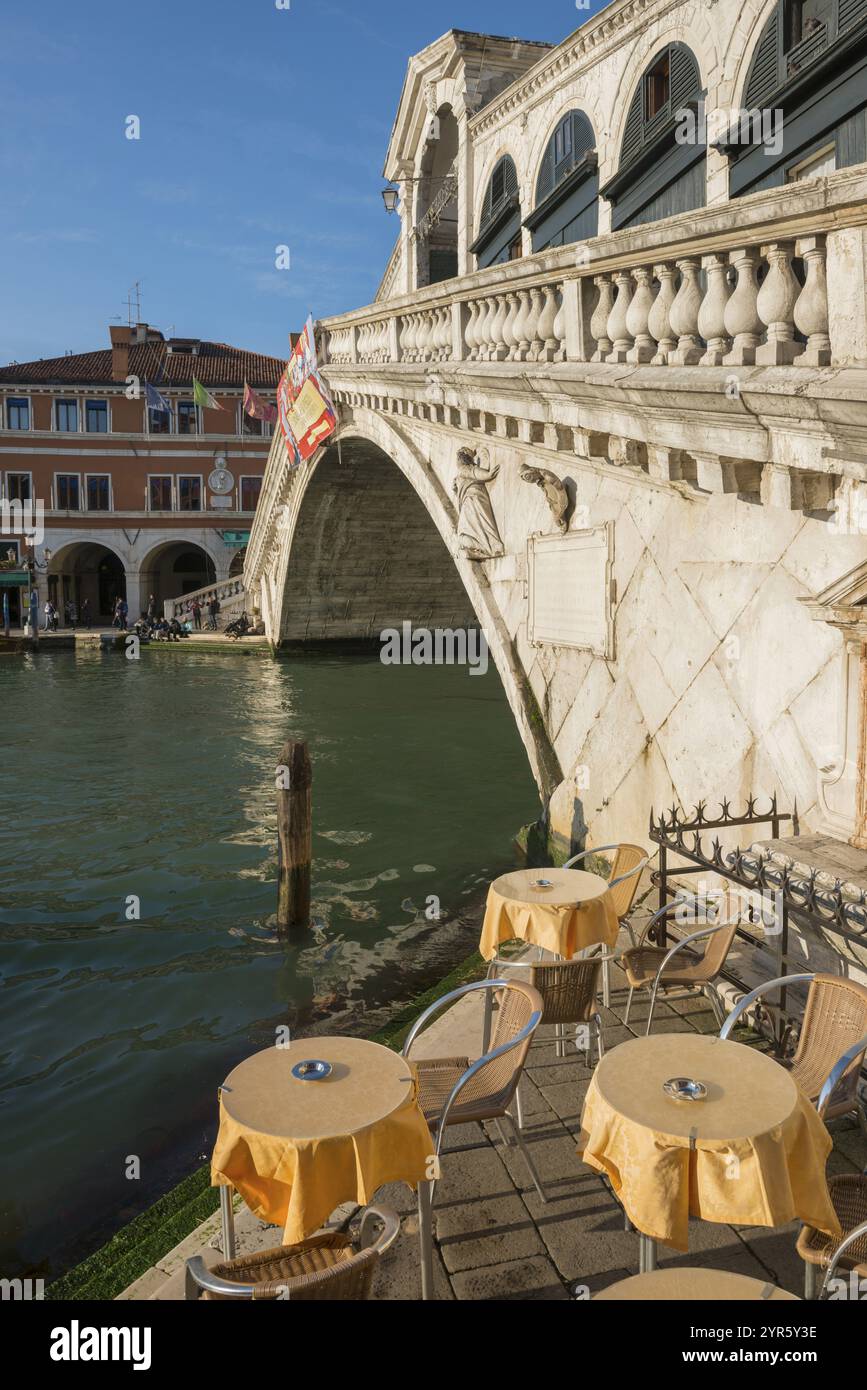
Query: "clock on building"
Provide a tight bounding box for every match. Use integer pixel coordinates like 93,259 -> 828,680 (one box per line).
208,465 -> 234,495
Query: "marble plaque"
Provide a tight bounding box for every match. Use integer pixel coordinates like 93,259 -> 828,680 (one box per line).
528,523 -> 614,656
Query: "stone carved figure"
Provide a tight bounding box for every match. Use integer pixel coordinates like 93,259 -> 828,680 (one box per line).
520,463 -> 570,533
454,447 -> 503,560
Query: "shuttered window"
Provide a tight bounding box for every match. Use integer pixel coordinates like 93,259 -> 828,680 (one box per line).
838,0 -> 867,30
618,44 -> 701,169
479,155 -> 518,232
535,111 -> 595,204
744,9 -> 782,108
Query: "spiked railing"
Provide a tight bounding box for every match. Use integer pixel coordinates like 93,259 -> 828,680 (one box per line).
649,795 -> 867,946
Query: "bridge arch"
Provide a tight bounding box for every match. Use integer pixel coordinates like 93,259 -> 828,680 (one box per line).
264,409 -> 561,800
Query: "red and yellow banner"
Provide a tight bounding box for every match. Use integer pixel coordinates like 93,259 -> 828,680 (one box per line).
277,316 -> 336,463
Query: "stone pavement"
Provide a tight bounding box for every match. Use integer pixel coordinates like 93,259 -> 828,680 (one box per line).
120,931 -> 867,1301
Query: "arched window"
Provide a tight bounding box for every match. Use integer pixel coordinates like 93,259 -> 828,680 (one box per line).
601,43 -> 705,231
470,155 -> 522,268
728,0 -> 867,197
527,110 -> 598,251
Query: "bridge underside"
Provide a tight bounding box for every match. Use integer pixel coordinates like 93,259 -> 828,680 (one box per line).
279,439 -> 477,643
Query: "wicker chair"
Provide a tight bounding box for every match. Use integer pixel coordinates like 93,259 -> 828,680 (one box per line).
564,843 -> 651,1006
184,1204 -> 399,1300
483,954 -> 605,1065
721,972 -> 867,1130
402,978 -> 545,1300
797,1174 -> 867,1299
620,891 -> 744,1034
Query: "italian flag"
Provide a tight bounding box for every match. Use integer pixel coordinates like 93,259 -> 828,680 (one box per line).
193,377 -> 224,411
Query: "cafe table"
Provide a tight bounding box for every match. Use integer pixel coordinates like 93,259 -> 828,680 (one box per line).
594,1268 -> 800,1300
579,1033 -> 840,1271
211,1037 -> 434,1256
480,867 -> 620,999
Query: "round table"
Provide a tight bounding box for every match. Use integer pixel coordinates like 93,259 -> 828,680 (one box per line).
211,1038 -> 433,1251
595,1268 -> 800,1300
580,1033 -> 840,1265
480,867 -> 618,959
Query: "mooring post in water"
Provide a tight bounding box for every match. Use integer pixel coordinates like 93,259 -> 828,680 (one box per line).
276,739 -> 312,930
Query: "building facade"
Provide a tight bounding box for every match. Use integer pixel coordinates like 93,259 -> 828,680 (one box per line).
0,323 -> 285,624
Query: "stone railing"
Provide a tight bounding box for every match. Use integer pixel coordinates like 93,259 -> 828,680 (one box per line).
164,577 -> 245,622
318,168 -> 867,372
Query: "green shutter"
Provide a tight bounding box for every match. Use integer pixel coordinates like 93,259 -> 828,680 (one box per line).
744,9 -> 782,109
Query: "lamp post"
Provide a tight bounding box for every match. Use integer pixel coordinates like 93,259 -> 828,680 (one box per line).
22,544 -> 51,638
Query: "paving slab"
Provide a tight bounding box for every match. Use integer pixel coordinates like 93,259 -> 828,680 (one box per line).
449,1255 -> 569,1301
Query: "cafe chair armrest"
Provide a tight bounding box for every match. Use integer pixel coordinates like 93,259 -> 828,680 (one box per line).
719,973 -> 815,1041
817,1032 -> 867,1119
819,1219 -> 867,1298
402,979 -> 510,1058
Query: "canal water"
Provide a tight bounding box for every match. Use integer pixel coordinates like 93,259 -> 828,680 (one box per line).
0,647 -> 538,1278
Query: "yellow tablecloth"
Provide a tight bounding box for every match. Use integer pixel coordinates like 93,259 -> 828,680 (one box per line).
211,1038 -> 434,1244
579,1033 -> 840,1253
594,1269 -> 800,1300
480,867 -> 619,961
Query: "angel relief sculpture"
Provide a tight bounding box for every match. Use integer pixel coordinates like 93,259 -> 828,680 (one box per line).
519,463 -> 570,533
454,446 -> 504,560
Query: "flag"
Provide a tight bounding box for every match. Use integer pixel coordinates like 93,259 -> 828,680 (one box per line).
193,377 -> 224,411
277,316 -> 336,463
145,381 -> 171,414
243,382 -> 277,424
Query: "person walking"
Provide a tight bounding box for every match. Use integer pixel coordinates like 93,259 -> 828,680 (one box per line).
119,597 -> 128,631
81,598 -> 92,631
191,598 -> 202,631
65,599 -> 78,631
147,594 -> 157,622
43,600 -> 54,632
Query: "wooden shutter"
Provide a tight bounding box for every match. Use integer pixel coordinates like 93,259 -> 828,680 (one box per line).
669,44 -> 700,111
839,0 -> 867,32
744,9 -> 782,109
620,87 -> 644,166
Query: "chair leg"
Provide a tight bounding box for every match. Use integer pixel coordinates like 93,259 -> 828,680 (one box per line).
595,1015 -> 605,1063
858,1100 -> 867,1140
504,1111 -> 547,1203
645,987 -> 658,1037
705,985 -> 725,1029
220,1185 -> 236,1261
624,986 -> 634,1026
804,1258 -> 818,1301
482,983 -> 494,1055
418,1180 -> 434,1301
602,957 -> 611,1009
514,1079 -> 525,1131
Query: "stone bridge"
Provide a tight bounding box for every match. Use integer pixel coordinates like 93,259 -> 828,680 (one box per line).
245,6 -> 867,858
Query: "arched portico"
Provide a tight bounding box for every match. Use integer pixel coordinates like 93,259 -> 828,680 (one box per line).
48,540 -> 127,623
137,540 -> 218,618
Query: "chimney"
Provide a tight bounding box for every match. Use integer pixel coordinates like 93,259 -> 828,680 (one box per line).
110,325 -> 132,382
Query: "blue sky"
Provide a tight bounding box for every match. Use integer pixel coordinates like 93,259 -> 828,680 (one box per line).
0,0 -> 605,366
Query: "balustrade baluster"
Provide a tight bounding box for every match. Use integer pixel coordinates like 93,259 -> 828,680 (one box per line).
668,258 -> 704,366
536,285 -> 560,361
698,254 -> 732,365
502,292 -> 520,360
526,287 -> 545,360
590,275 -> 614,361
626,266 -> 656,363
465,300 -> 480,359
513,289 -> 532,360
606,271 -> 634,363
552,287 -> 566,362
756,241 -> 800,365
648,263 -> 677,365
490,294 -> 510,361
723,248 -> 763,365
793,235 -> 831,366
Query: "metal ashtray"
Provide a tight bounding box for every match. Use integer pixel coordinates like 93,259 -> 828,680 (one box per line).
531,878 -> 554,890
663,1076 -> 708,1102
291,1059 -> 333,1082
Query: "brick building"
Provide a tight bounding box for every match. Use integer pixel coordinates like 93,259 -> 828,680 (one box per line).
0,323 -> 286,625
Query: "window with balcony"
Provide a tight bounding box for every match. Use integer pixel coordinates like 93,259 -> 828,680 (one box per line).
177,401 -> 198,435
6,472 -> 31,502
56,475 -> 80,509
85,400 -> 108,433
240,476 -> 262,511
6,397 -> 30,430
149,476 -> 173,511
601,43 -> 704,231
86,475 -> 110,511
178,476 -> 201,511
56,399 -> 79,432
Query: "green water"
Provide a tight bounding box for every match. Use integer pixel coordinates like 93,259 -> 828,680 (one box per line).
0,647 -> 538,1277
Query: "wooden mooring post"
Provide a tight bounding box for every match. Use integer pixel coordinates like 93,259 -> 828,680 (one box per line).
276,738 -> 312,930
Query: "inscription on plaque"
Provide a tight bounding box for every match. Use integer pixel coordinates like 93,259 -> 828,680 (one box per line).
527,524 -> 614,656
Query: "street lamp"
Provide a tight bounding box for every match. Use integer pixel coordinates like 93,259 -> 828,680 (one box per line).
381,185 -> 400,214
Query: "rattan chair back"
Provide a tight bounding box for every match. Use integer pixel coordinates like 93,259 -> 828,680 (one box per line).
791,974 -> 867,1112
529,957 -> 602,1025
